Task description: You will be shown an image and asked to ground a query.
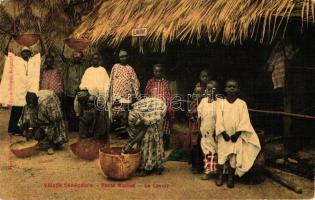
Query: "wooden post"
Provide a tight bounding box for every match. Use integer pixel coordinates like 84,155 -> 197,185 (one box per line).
283,44 -> 292,160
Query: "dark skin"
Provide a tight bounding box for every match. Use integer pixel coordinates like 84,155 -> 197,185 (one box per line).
21,50 -> 32,61
26,92 -> 38,108
91,54 -> 102,67
60,43 -> 83,64
119,50 -> 128,66
3,35 -> 13,55
205,81 -> 218,99
221,80 -> 242,142
153,64 -> 163,79
45,55 -> 55,69
199,70 -> 209,86
22,93 -> 39,139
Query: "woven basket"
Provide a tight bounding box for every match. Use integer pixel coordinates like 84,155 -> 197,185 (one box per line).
99,147 -> 140,180
64,38 -> 90,51
70,138 -> 105,160
10,140 -> 38,158
14,34 -> 39,47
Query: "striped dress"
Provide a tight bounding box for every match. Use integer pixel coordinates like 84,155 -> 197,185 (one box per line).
145,78 -> 173,135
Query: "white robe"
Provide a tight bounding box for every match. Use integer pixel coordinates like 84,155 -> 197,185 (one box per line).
79,66 -> 110,99
0,52 -> 41,106
197,97 -> 217,155
75,66 -> 110,116
216,98 -> 261,177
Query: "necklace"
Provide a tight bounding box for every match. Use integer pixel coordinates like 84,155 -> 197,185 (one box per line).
24,62 -> 29,76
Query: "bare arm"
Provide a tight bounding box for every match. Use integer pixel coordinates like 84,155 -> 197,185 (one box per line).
122,127 -> 146,153
3,36 -> 12,55
39,36 -> 46,55
59,43 -> 68,63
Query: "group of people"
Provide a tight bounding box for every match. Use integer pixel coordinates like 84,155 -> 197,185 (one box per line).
181,70 -> 261,188
0,37 -> 261,187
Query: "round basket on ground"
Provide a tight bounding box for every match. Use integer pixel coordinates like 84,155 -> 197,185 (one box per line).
99,147 -> 140,180
10,140 -> 38,158
64,38 -> 90,51
14,34 -> 40,47
70,138 -> 105,160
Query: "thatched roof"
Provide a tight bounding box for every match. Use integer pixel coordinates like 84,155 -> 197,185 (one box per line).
0,0 -> 72,54
73,0 -> 315,52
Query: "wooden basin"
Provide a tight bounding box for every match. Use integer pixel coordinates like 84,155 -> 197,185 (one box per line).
99,147 -> 140,180
14,34 -> 39,47
70,138 -> 105,160
64,38 -> 90,51
10,140 -> 38,158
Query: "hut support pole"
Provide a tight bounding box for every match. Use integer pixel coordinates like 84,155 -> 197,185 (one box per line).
283,62 -> 292,160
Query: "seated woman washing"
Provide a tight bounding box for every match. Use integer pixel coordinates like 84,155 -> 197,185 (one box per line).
18,90 -> 68,155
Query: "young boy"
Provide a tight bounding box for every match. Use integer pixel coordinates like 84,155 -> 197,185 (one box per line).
197,81 -> 219,180
215,80 -> 261,188
145,64 -> 173,149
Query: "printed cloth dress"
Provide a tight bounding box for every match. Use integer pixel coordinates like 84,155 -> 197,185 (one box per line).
127,97 -> 167,171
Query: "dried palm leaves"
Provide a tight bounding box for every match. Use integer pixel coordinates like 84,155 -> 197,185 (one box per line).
0,0 -> 71,54
73,0 -> 315,52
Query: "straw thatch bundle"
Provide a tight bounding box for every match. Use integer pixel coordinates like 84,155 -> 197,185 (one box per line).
0,0 -> 71,54
73,0 -> 315,52
0,0 -> 77,79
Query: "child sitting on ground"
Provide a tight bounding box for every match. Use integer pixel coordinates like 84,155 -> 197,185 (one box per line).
215,80 -> 261,188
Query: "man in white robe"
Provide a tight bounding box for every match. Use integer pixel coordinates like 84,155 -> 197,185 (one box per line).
0,47 -> 41,106
0,43 -> 44,134
79,53 -> 110,99
215,80 -> 261,188
76,53 -> 110,140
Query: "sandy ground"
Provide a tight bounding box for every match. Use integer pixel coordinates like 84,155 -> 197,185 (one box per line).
0,109 -> 314,200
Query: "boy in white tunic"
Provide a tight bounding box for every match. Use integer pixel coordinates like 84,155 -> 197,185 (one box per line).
215,80 -> 261,188
197,81 -> 219,180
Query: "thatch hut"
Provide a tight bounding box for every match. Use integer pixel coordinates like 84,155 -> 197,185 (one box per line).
73,0 -> 314,52
73,0 -> 315,161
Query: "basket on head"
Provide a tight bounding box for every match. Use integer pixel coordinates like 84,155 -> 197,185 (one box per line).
14,34 -> 40,47
64,38 -> 90,51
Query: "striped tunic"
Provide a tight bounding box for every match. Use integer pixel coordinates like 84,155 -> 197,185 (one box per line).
145,78 -> 173,134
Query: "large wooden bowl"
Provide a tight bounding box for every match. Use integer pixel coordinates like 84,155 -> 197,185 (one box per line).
99,147 -> 140,180
64,38 -> 90,51
14,34 -> 39,47
70,138 -> 105,160
10,140 -> 38,158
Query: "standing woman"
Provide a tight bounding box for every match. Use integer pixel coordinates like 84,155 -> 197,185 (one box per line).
109,49 -> 140,138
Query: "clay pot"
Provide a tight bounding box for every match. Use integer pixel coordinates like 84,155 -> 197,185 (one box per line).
10,140 -> 38,158
70,138 -> 105,160
64,38 -> 90,51
99,147 -> 140,180
14,34 -> 39,47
